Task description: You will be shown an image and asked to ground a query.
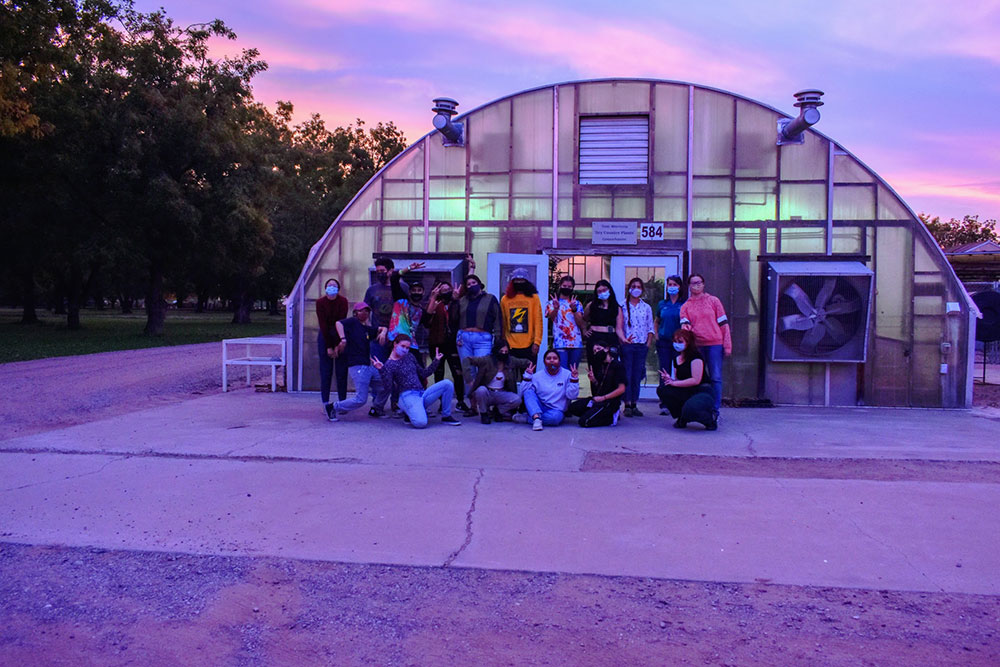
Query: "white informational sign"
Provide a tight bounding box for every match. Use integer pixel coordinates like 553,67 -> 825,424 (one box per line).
592,221 -> 637,245
639,222 -> 664,241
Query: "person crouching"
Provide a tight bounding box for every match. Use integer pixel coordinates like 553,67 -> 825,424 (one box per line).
468,342 -> 531,424
514,349 -> 579,431
372,334 -> 461,428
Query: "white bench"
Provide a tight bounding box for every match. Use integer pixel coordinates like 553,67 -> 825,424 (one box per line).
222,337 -> 286,392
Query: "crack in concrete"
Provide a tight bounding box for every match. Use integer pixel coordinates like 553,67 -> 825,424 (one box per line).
0,447 -> 361,465
443,468 -> 484,567
743,431 -> 758,457
0,455 -> 129,493
839,511 -> 944,593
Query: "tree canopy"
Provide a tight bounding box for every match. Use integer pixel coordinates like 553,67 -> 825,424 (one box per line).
918,213 -> 999,251
0,0 -> 406,332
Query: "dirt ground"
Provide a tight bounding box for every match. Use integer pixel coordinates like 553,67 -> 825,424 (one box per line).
1,543 -> 997,667
2,346 -> 1000,665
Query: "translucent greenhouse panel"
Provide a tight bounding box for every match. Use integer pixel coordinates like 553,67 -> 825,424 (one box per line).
692,177 -> 732,221
832,184 -> 875,221
779,227 -> 825,254
339,225 -> 377,299
611,196 -> 645,219
470,174 -> 509,196
512,89 -> 553,171
429,177 -> 467,221
653,198 -> 686,222
427,127 -> 469,176
469,197 -> 508,221
340,182 -> 381,221
468,100 -> 511,173
512,198 -> 552,220
652,83 -> 688,173
558,85 -> 576,172
779,183 -> 826,220
692,88 -> 734,176
382,198 -> 420,221
779,132 -> 828,181
734,180 -> 776,221
558,174 -> 573,221
735,99 -> 777,178
383,180 -> 422,199
877,184 -> 910,220
558,198 -> 573,222
578,81 -> 651,114
386,143 -> 424,181
513,172 -> 553,196
430,226 -> 467,253
873,226 -> 911,341
833,153 -> 872,183
653,173 -> 686,196
914,234 -> 944,273
832,226 -> 863,254
380,225 -> 410,252
581,195 -> 611,219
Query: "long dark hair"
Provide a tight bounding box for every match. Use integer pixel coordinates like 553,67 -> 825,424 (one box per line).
625,277 -> 644,328
666,274 -> 686,302
589,279 -> 619,319
505,278 -> 538,299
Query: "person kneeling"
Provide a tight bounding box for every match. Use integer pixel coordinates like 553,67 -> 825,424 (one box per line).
656,329 -> 716,430
514,349 -> 579,431
468,344 -> 530,424
567,343 -> 626,427
373,334 -> 461,429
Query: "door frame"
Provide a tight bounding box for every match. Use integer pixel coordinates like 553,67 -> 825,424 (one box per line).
486,252 -> 551,369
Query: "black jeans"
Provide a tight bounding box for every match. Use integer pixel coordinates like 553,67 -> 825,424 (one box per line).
429,344 -> 464,402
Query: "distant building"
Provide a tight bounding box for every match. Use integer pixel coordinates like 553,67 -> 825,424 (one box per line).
287,79 -> 976,408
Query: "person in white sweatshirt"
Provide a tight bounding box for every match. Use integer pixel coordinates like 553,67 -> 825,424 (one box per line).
514,348 -> 580,431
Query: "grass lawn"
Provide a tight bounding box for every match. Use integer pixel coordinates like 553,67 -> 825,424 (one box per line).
0,308 -> 285,363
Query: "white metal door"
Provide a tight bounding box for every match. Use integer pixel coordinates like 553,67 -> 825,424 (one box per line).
610,255 -> 682,399
486,253 -> 550,369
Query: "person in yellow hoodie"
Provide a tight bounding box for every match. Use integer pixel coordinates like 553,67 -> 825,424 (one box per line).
500,268 -> 543,361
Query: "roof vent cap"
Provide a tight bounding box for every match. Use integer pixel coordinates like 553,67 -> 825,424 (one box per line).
432,97 -> 464,147
778,89 -> 824,145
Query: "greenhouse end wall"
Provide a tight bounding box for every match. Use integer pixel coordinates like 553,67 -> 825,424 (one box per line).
288,79 -> 974,408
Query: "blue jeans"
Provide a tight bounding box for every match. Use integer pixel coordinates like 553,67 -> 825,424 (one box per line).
702,344 -> 724,411
335,366 -> 384,413
522,386 -> 565,426
556,347 -> 583,371
621,343 -> 649,405
398,380 -> 454,429
457,330 -> 494,393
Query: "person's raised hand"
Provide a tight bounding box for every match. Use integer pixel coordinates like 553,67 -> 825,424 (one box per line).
525,362 -> 535,375
408,261 -> 425,271
435,350 -> 444,361
370,356 -> 383,370
587,367 -> 596,383
569,364 -> 579,380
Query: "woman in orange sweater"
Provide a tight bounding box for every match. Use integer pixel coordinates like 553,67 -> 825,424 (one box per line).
500,268 -> 543,361
679,273 -> 732,418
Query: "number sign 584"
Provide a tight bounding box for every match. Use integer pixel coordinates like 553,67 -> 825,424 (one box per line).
639,222 -> 663,241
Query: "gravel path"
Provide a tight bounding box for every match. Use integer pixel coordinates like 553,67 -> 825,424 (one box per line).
0,343 -> 238,441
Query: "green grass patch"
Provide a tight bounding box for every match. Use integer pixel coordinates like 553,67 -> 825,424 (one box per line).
0,308 -> 285,363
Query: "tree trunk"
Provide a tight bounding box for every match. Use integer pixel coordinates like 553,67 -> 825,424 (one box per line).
195,291 -> 208,313
19,270 -> 38,324
268,297 -> 279,316
231,288 -> 253,324
120,293 -> 133,314
65,265 -> 83,330
52,286 -> 66,315
144,266 -> 167,336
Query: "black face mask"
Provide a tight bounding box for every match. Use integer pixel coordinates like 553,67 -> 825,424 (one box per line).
439,292 -> 453,303
559,287 -> 573,296
593,350 -> 607,364
496,351 -> 509,363
467,284 -> 482,297
375,272 -> 388,285
513,280 -> 528,293
410,292 -> 423,303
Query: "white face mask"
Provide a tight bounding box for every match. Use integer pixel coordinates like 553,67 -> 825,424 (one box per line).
597,291 -> 610,300
630,287 -> 643,298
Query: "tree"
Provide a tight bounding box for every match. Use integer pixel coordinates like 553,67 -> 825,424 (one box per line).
919,213 -> 999,250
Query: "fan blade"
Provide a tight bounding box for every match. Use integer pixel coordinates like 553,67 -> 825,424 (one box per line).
801,324 -> 826,351
823,299 -> 861,315
815,278 -> 836,310
781,314 -> 815,331
783,283 -> 815,316
823,316 -> 847,343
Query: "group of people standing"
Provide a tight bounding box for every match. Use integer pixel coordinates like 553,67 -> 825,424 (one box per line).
316,258 -> 731,432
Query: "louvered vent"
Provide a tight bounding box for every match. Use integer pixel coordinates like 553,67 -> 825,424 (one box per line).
578,116 -> 649,185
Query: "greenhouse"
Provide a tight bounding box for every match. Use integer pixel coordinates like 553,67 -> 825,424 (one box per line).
286,78 -> 976,408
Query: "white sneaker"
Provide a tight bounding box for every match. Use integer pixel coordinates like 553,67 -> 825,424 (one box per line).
532,417 -> 543,431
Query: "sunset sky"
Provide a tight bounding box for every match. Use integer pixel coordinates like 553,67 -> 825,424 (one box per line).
135,0 -> 1000,223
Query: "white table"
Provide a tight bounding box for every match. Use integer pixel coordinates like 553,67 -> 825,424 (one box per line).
222,337 -> 286,392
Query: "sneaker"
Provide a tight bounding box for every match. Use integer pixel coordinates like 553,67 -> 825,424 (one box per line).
462,408 -> 478,418
456,401 -> 470,412
673,419 -> 687,429
532,417 -> 543,431
325,403 -> 338,422
511,413 -> 529,424
480,412 -> 492,425
632,406 -> 644,417
391,407 -> 404,419
623,406 -> 634,417
441,415 -> 462,426
706,416 -> 718,431
368,406 -> 385,418
660,408 -> 671,416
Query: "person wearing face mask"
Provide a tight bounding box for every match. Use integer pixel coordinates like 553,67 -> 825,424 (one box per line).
424,281 -> 468,412
545,275 -> 586,371
567,343 -> 626,428
467,342 -> 531,423
450,274 -> 501,414
582,280 -> 620,366
500,268 -> 543,362
616,277 -> 655,417
388,262 -> 429,366
371,334 -> 461,428
655,275 -> 687,414
512,350 -> 579,431
680,273 -> 732,420
316,278 -> 350,419
331,303 -> 387,419
656,329 -> 716,430
364,259 -> 405,348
